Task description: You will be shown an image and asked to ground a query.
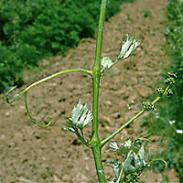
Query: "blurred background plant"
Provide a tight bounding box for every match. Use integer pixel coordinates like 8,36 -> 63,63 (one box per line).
0,0 -> 135,92
142,0 -> 183,182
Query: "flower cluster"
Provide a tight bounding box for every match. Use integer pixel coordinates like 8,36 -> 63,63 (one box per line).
66,100 -> 92,134
100,35 -> 140,75
109,139 -> 146,182
71,101 -> 92,129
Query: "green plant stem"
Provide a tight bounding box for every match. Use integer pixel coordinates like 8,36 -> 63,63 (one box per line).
21,68 -> 92,127
91,0 -> 107,182
19,68 -> 92,95
116,163 -> 124,183
24,92 -> 35,122
101,109 -> 145,147
101,85 -> 170,147
24,92 -> 53,127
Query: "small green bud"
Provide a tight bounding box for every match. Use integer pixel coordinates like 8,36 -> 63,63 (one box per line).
167,89 -> 173,96
168,72 -> 177,79
165,72 -> 177,85
165,77 -> 175,85
156,87 -> 164,94
143,101 -> 155,111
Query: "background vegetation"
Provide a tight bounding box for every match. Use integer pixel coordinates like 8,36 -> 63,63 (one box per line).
143,0 -> 183,182
164,0 -> 183,180
0,0 -> 134,92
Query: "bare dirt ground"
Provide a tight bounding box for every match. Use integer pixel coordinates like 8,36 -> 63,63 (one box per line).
0,0 -> 179,182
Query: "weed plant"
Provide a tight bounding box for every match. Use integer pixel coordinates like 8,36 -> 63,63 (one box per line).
6,0 -> 177,182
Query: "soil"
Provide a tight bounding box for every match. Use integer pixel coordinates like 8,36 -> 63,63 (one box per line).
0,0 -> 179,183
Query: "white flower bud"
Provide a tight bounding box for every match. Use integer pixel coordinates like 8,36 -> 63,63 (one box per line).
123,139 -> 132,148
109,142 -> 119,151
101,57 -> 114,71
71,101 -> 92,129
118,35 -> 140,59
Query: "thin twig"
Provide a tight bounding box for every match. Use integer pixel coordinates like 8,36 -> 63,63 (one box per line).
20,68 -> 92,95
101,85 -> 170,147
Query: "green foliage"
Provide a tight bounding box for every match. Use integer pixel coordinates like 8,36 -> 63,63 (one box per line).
0,0 -> 135,92
165,0 -> 183,181
143,0 -> 183,182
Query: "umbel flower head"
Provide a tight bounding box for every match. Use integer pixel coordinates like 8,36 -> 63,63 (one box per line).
70,100 -> 93,129
118,35 -> 140,59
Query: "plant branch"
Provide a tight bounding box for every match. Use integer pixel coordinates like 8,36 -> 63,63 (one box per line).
19,68 -> 92,95
116,162 -> 124,183
24,92 -> 53,127
101,109 -> 145,147
101,85 -> 170,147
21,68 -> 92,127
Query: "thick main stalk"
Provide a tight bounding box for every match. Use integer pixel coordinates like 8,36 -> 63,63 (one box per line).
91,0 -> 107,182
